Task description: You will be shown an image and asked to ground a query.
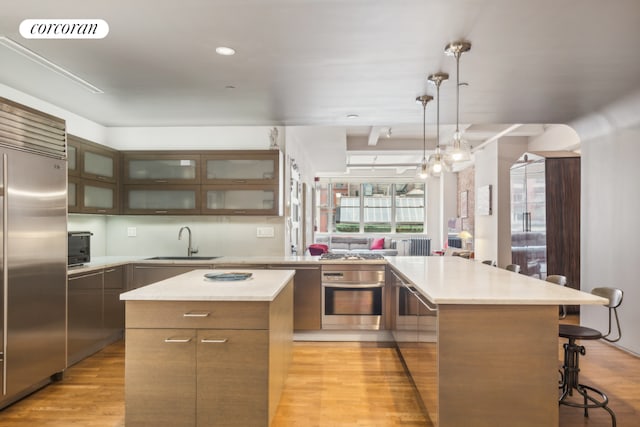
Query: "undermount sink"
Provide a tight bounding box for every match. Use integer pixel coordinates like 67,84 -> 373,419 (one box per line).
146,256 -> 220,261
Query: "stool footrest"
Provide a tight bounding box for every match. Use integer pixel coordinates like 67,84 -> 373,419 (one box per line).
559,338 -> 617,426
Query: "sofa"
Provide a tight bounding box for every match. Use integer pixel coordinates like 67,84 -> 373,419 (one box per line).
315,235 -> 398,256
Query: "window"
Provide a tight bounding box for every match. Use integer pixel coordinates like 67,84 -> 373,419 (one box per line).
315,181 -> 426,234
363,183 -> 392,232
395,183 -> 425,233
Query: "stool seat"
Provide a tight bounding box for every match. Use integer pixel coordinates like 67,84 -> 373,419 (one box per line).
559,324 -> 603,340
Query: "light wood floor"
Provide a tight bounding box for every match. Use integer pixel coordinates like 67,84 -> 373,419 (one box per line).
1,317 -> 638,426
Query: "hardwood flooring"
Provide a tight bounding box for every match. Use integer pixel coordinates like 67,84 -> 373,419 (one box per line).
0,316 -> 638,426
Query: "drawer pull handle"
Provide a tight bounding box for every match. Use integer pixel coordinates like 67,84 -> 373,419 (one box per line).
183,312 -> 210,318
201,339 -> 228,344
164,338 -> 192,343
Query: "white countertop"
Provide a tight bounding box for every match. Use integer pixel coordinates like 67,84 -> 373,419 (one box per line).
67,255 -> 385,275
386,256 -> 607,305
120,269 -> 295,302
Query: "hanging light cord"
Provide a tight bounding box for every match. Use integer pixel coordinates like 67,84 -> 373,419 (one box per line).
436,78 -> 440,153
455,50 -> 461,138
422,99 -> 426,160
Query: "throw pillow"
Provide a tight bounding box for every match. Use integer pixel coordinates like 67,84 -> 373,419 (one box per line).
370,237 -> 385,250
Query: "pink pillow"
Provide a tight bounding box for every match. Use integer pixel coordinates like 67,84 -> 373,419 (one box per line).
370,238 -> 384,250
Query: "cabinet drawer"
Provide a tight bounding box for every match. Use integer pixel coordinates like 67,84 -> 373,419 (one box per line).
125,300 -> 270,329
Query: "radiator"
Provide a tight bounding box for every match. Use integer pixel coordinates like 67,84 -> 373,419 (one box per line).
409,238 -> 431,256
448,237 -> 462,249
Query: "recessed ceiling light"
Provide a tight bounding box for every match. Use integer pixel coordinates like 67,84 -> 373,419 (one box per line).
215,46 -> 236,56
346,114 -> 359,119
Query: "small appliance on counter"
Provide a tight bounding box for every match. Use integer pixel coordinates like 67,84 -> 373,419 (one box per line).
68,231 -> 92,266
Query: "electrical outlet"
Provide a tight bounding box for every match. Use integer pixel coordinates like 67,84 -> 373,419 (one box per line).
256,227 -> 275,238
127,227 -> 137,237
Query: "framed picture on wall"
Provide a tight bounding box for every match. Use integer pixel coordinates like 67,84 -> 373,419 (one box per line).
460,190 -> 468,218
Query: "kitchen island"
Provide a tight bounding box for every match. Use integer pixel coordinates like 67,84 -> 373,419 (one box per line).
120,269 -> 295,427
386,256 -> 606,427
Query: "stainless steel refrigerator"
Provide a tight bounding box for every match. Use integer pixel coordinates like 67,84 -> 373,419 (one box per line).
0,98 -> 67,408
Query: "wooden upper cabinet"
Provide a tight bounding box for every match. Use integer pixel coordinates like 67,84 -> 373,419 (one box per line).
122,184 -> 201,215
67,139 -> 80,176
123,152 -> 201,185
68,135 -> 119,183
201,151 -> 279,185
67,135 -> 120,214
201,185 -> 278,216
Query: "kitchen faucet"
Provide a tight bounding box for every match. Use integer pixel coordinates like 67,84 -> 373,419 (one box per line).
178,226 -> 198,257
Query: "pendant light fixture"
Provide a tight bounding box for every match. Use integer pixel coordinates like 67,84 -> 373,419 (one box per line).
415,94 -> 433,179
444,40 -> 472,163
426,72 -> 449,177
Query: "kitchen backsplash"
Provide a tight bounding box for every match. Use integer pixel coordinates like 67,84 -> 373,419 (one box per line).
68,214 -> 285,257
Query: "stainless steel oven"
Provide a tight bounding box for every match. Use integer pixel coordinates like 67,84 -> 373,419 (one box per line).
321,264 -> 385,330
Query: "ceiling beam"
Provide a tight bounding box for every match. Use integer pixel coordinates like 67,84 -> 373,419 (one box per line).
367,126 -> 383,146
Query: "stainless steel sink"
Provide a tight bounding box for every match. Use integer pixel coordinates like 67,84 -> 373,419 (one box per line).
146,256 -> 220,260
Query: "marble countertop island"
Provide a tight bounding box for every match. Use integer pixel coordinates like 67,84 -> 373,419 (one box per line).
386,256 -> 606,305
120,269 -> 295,302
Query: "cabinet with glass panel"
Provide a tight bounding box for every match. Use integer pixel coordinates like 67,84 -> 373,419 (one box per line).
122,152 -> 201,184
201,185 -> 278,215
123,184 -> 201,215
67,135 -> 119,214
201,151 -> 278,185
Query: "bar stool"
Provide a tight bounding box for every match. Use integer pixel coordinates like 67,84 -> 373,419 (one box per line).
481,260 -> 496,266
546,275 -> 567,318
558,287 -> 623,426
505,264 -> 521,273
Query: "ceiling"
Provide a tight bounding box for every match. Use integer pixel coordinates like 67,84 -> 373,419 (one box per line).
1,0 -> 640,170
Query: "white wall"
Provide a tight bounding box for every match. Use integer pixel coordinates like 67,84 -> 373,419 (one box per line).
473,143 -> 498,263
0,83 -> 107,143
528,124 -> 580,152
574,113 -> 640,355
472,137 -> 528,266
105,126 -> 280,151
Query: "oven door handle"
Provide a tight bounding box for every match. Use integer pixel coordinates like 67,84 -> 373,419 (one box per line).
322,283 -> 384,289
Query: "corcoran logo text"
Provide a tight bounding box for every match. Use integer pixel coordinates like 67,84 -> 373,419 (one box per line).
19,19 -> 109,39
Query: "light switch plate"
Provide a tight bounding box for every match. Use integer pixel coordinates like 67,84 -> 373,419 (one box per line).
127,227 -> 137,237
256,226 -> 275,238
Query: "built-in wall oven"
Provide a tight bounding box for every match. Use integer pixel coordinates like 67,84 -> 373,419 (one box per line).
321,264 -> 385,330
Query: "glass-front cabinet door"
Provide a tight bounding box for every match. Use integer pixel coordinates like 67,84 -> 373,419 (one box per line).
84,182 -> 117,214
68,178 -> 79,211
202,151 -> 278,185
67,141 -> 79,176
83,148 -> 117,182
123,153 -> 201,184
123,185 -> 200,214
202,185 -> 278,215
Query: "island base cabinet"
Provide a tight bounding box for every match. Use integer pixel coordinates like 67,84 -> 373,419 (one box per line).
124,279 -> 293,427
125,329 -> 196,427
197,330 -> 269,426
437,305 -> 558,427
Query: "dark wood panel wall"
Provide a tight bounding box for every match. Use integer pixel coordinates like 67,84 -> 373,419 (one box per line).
545,157 -> 581,296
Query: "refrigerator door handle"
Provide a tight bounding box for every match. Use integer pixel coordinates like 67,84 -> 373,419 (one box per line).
1,153 -> 6,396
